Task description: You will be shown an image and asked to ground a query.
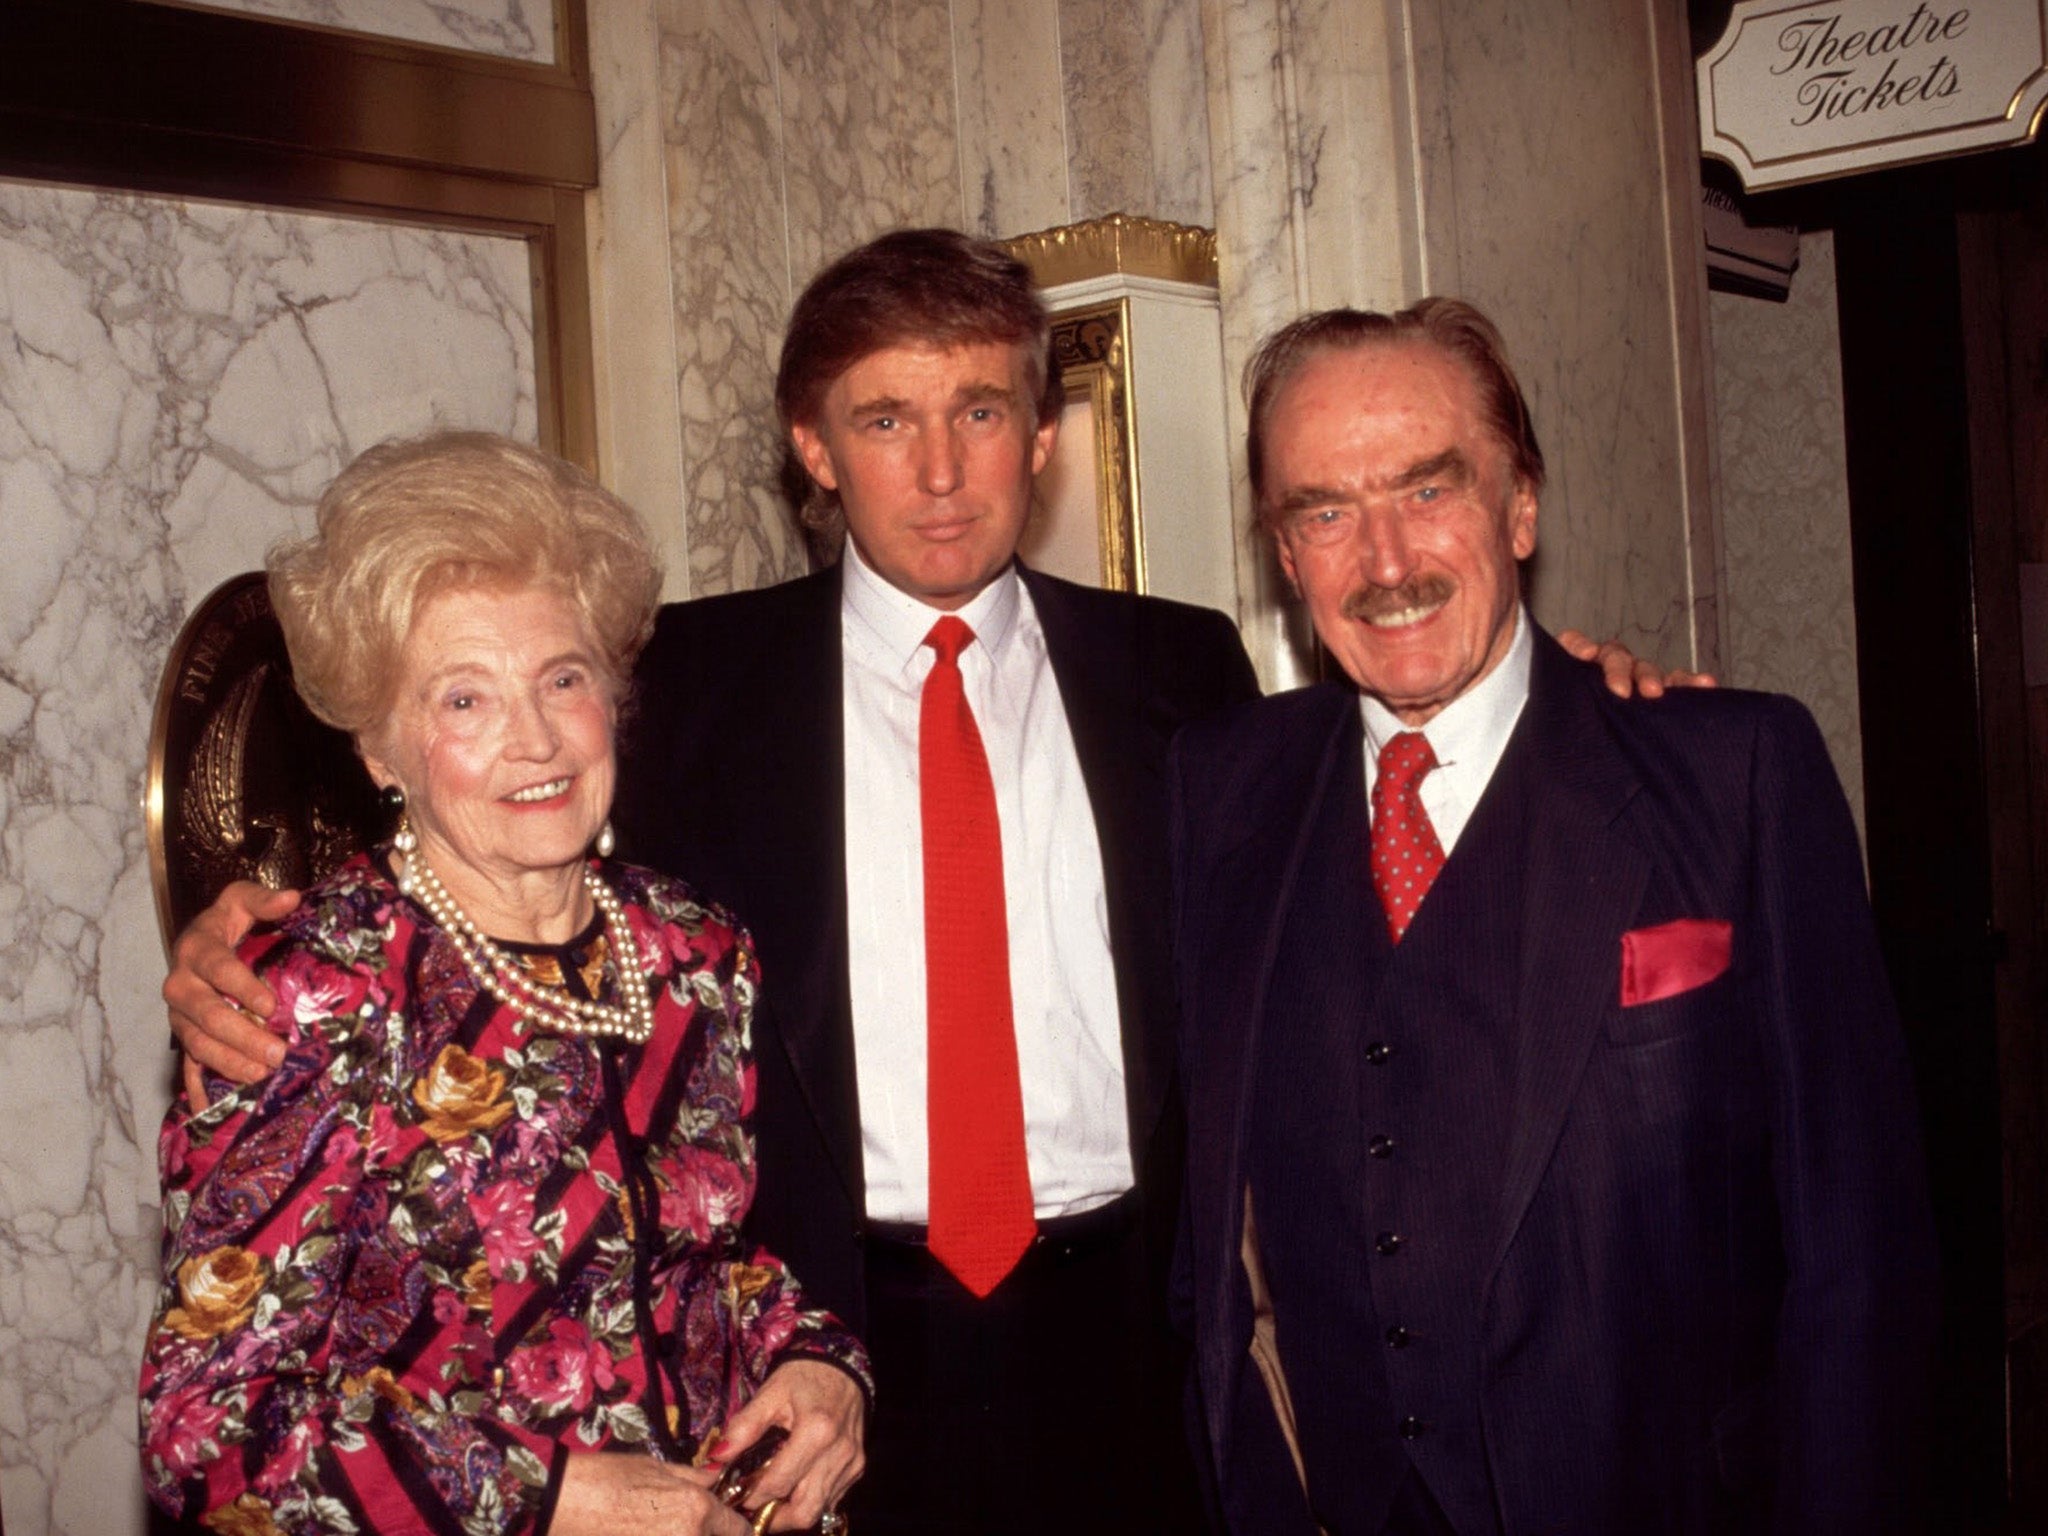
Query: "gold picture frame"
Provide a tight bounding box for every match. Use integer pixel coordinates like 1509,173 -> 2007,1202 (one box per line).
1022,299 -> 1144,592
1008,215 -> 1221,595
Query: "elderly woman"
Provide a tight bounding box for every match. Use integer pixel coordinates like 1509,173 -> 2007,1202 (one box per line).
139,433 -> 867,1536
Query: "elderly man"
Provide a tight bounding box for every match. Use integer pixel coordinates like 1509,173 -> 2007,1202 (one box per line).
1168,299 -> 1938,1535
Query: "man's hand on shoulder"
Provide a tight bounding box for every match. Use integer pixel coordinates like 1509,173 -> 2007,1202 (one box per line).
165,881 -> 301,1110
1557,629 -> 1719,699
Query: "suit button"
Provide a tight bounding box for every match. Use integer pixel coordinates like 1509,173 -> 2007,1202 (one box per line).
1365,1042 -> 1394,1065
1385,1325 -> 1414,1349
1398,1415 -> 1428,1439
1367,1133 -> 1395,1159
1375,1230 -> 1403,1256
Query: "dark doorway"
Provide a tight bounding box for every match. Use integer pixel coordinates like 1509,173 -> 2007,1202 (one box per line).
1740,135 -> 2048,1532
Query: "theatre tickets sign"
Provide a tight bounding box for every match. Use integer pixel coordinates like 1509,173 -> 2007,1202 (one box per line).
1698,1 -> 2048,189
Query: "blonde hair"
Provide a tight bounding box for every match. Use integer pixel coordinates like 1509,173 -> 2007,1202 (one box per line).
269,432 -> 662,738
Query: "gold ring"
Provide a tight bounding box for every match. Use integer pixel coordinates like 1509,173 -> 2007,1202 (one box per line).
749,1497 -> 782,1536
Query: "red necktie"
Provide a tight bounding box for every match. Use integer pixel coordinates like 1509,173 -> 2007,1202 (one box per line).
1371,731 -> 1446,943
920,616 -> 1036,1296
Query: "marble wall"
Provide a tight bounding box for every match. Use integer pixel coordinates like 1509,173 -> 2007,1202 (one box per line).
631,0 -> 1222,599
596,0 -> 1720,688
1406,0 -> 1721,674
166,0 -> 555,61
1710,232 -> 1865,829
0,180 -> 534,1536
0,2 -> 1809,1529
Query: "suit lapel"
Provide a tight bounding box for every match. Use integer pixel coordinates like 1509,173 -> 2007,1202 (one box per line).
1481,633 -> 1649,1287
756,567 -> 863,1206
1200,686 -> 1367,1448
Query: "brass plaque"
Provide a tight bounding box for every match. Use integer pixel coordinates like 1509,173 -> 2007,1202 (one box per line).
146,573 -> 386,952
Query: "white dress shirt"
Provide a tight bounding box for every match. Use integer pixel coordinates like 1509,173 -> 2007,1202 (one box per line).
840,544 -> 1133,1223
1360,606 -> 1534,856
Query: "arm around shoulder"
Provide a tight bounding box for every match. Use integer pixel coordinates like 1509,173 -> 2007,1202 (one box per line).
165,880 -> 304,1099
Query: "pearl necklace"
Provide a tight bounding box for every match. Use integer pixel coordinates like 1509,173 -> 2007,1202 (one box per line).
397,848 -> 658,1044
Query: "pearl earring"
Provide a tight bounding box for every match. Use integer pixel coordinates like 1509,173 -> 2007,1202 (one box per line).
381,784 -> 418,854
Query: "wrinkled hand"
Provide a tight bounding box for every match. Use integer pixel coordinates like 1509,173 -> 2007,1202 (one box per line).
165,880 -> 300,1110
1556,628 -> 1719,699
713,1360 -> 866,1531
552,1454 -> 748,1536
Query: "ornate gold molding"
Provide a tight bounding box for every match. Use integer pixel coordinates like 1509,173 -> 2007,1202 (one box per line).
1048,300 -> 1144,592
1004,214 -> 1218,290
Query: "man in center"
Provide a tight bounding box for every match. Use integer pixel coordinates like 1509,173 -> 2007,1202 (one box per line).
615,229 -> 1261,1530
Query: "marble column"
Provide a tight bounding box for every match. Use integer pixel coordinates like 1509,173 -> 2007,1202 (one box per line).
1197,0 -> 1428,685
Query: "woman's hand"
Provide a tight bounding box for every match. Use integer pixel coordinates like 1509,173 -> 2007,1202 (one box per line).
552,1454 -> 749,1536
713,1359 -> 866,1531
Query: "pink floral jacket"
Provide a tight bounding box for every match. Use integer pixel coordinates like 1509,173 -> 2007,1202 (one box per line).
139,854 -> 870,1536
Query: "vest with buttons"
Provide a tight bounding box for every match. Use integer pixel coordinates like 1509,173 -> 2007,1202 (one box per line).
1247,721 -> 1534,1536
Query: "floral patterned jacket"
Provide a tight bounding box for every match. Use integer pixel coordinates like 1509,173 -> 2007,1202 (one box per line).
139,853 -> 871,1536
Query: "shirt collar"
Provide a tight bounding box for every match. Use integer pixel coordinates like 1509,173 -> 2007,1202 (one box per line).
840,537 -> 1022,676
1360,604 -> 1533,770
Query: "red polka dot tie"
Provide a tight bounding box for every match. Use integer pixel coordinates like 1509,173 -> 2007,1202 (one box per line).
920,616 -> 1036,1297
1371,731 -> 1445,943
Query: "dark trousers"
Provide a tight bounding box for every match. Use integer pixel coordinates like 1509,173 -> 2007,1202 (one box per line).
845,1196 -> 1205,1535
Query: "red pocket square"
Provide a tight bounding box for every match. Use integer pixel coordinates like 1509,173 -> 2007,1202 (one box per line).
1620,918 -> 1732,1006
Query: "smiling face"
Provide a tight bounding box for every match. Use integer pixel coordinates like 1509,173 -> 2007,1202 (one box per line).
361,584 -> 617,934
789,339 -> 1058,610
1262,339 -> 1537,724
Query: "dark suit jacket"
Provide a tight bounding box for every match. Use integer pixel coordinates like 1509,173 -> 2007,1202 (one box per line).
1169,628 -> 1938,1535
614,562 -> 1259,1327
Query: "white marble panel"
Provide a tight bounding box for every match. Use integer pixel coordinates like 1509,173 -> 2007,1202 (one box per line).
1052,0 -> 1213,228
656,0 -> 976,597
657,0 -> 805,596
1057,0 -> 1155,220
1408,0 -> 1717,668
774,0 -> 964,290
1712,233 -> 1864,833
0,180 -> 533,1536
1195,0 -> 1424,687
587,0 -> 693,599
1136,0 -> 1215,227
954,0 -> 1069,237
1192,0 -> 1720,685
161,0 -> 555,62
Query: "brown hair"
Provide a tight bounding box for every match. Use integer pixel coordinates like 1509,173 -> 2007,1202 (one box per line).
1244,298 -> 1546,527
774,228 -> 1062,540
268,431 -> 662,741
